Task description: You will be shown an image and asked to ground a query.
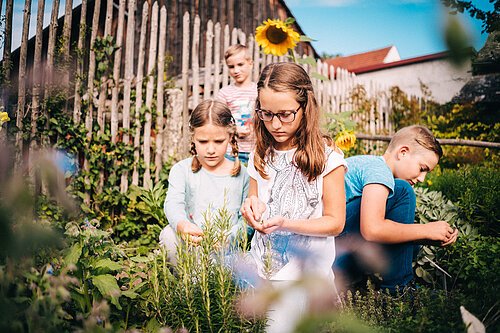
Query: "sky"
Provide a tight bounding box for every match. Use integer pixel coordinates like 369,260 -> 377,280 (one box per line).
3,0 -> 494,60
286,0 -> 493,59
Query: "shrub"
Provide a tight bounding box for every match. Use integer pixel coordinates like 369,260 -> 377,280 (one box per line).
425,165 -> 499,236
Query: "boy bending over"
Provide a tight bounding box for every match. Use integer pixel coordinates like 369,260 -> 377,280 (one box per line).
334,125 -> 458,293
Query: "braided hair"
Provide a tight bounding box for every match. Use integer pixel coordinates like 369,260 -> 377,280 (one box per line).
189,99 -> 241,176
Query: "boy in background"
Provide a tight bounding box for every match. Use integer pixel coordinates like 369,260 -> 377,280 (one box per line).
217,44 -> 257,164
334,125 -> 458,293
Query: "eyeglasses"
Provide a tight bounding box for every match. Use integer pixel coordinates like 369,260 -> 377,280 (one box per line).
255,105 -> 301,123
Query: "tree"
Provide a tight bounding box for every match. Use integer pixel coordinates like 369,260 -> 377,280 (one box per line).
441,0 -> 500,33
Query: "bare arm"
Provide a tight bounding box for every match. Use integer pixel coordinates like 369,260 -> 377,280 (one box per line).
242,167 -> 346,237
359,184 -> 457,244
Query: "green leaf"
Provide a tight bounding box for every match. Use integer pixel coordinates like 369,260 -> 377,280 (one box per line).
65,242 -> 83,265
310,72 -> 330,81
130,255 -> 152,263
297,56 -> 317,66
299,35 -> 316,42
145,317 -> 161,333
121,290 -> 139,299
92,274 -> 122,310
93,258 -> 122,271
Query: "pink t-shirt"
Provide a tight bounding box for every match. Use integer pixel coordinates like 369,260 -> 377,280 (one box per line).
217,83 -> 258,154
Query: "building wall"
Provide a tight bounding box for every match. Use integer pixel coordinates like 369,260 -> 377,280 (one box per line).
357,58 -> 472,104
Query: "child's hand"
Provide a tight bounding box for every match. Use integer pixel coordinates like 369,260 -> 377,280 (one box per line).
426,221 -> 457,245
177,220 -> 204,244
441,224 -> 458,246
260,216 -> 286,234
241,195 -> 267,231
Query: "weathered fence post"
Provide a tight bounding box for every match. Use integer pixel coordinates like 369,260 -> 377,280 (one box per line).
154,5 -> 168,182
203,19 -> 214,100
73,0 -> 87,125
143,1 -> 159,189
121,0 -> 136,192
83,0 -> 101,204
15,0 -> 31,168
191,15 -> 201,108
110,0 -> 126,143
132,2 -> 149,187
213,22 -> 221,97
29,0 -> 45,186
163,88 -> 183,159
181,12 -> 190,157
61,0 -> 73,92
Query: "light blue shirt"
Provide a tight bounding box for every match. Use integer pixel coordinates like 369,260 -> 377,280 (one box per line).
345,155 -> 395,202
164,157 -> 249,238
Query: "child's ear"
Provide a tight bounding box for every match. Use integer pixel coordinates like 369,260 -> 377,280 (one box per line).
397,146 -> 410,159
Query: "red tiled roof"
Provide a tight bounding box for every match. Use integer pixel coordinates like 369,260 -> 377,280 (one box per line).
324,46 -> 394,72
352,51 -> 455,74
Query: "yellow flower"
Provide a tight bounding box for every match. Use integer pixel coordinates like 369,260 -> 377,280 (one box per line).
255,19 -> 300,56
0,111 -> 10,124
335,130 -> 356,151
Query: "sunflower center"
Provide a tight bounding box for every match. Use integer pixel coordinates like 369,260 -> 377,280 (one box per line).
266,25 -> 288,44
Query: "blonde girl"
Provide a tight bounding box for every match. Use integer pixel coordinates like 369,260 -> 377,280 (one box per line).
160,100 -> 250,262
240,62 -> 346,332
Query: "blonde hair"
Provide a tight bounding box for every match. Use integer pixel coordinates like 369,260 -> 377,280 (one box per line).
253,62 -> 333,182
224,44 -> 252,61
387,125 -> 443,158
189,99 -> 241,176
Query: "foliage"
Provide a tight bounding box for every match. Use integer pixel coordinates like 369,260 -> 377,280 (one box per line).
412,187 -> 474,286
441,0 -> 500,33
113,182 -> 168,251
333,282 -> 476,333
324,111 -> 358,151
424,164 -> 499,236
127,207 -> 265,332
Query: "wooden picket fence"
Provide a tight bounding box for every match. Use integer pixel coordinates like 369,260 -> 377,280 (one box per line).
2,0 -> 398,197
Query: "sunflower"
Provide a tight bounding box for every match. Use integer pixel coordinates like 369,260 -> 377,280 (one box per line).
255,19 -> 300,56
335,130 -> 356,151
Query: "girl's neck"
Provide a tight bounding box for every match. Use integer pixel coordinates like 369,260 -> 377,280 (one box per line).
199,158 -> 233,175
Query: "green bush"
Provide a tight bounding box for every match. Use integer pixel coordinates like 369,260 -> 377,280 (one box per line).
425,165 -> 499,236
329,283 -> 473,333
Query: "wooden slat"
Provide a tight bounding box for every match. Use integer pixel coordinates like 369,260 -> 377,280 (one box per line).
191,15 -> 201,107
222,24 -> 229,87
121,0 -> 136,192
213,22 -> 221,97
97,0 -> 114,135
83,0 -> 100,205
181,11 -> 190,157
62,0 -> 73,89
143,1 -> 159,189
132,2 -> 148,186
154,5 -> 168,181
29,0 -> 44,181
2,0 -> 13,107
73,0 -> 87,124
203,19 -> 213,99
110,0 -> 126,143
15,0 -> 31,167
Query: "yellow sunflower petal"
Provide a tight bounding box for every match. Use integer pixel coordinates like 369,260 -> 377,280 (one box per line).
335,131 -> 357,151
255,18 -> 301,57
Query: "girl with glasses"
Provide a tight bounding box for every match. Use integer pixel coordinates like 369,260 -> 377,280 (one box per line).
240,62 -> 347,332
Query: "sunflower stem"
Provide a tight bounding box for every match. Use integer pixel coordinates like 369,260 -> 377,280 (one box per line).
288,48 -> 297,63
